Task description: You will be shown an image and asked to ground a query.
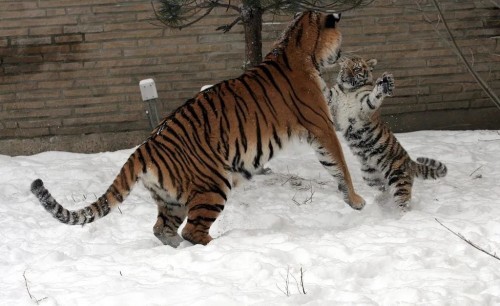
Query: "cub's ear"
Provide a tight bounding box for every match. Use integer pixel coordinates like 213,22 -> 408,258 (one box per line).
325,13 -> 341,28
366,58 -> 378,70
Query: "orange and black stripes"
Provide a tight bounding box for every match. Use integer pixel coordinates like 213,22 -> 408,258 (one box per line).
31,11 -> 363,246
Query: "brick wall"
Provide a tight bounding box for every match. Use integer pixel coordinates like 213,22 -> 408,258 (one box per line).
0,0 -> 499,155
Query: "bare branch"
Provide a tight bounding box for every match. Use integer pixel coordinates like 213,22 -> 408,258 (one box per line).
436,218 -> 500,261
489,0 -> 500,9
429,0 -> 500,109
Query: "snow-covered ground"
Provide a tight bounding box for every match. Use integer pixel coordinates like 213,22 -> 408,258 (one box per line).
1,130 -> 499,305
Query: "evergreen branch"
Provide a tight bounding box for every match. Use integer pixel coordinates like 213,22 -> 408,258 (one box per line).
297,0 -> 374,13
261,0 -> 297,13
216,16 -> 242,32
153,0 -> 216,29
436,218 -> 500,262
153,0 -> 241,29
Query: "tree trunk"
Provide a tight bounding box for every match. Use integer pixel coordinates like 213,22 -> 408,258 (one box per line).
241,4 -> 263,68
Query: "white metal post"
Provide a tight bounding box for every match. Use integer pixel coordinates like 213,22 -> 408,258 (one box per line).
139,78 -> 160,129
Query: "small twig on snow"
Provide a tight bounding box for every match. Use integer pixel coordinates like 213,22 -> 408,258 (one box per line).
291,184 -> 315,206
290,267 -> 307,294
276,266 -> 291,296
469,165 -> 483,177
300,267 -> 306,294
23,271 -> 48,305
435,218 -> 500,261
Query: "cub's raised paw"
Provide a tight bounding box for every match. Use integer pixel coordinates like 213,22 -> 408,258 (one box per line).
377,73 -> 395,96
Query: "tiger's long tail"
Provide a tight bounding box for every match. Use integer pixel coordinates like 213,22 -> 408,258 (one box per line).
413,157 -> 447,180
31,153 -> 141,225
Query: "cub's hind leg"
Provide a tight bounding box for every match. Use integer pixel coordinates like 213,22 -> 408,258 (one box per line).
361,165 -> 386,192
182,191 -> 226,245
387,169 -> 414,211
151,192 -> 186,247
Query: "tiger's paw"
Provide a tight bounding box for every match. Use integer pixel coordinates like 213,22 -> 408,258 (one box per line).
376,73 -> 394,97
346,193 -> 366,210
155,232 -> 184,248
181,229 -> 213,246
398,201 -> 411,213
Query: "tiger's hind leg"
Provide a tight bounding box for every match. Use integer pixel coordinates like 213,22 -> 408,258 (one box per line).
151,193 -> 186,247
387,170 -> 414,211
182,191 -> 226,245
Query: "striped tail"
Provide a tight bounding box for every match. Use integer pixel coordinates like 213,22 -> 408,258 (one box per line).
31,154 -> 140,225
413,157 -> 447,180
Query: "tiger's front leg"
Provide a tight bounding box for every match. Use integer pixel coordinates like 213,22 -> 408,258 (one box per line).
309,132 -> 366,210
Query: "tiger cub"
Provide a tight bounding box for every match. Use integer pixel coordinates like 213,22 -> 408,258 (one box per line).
329,56 -> 447,210
31,12 -> 365,248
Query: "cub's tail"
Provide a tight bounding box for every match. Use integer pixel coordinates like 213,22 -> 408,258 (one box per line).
413,157 -> 447,180
31,153 -> 142,225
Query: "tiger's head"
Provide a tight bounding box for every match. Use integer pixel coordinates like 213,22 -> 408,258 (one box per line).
337,56 -> 377,90
270,11 -> 343,71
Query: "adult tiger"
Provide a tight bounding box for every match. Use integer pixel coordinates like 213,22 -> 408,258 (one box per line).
31,11 -> 365,247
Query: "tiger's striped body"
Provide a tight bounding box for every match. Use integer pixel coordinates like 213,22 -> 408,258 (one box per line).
329,56 -> 447,210
31,12 -> 365,247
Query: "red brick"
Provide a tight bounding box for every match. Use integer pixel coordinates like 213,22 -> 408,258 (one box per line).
0,27 -> 28,37
1,2 -> 38,11
64,25 -> 104,34
29,26 -> 64,36
0,10 -> 46,19
11,36 -> 52,46
54,34 -> 84,43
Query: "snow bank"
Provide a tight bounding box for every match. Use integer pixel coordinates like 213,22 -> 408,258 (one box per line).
1,130 -> 499,305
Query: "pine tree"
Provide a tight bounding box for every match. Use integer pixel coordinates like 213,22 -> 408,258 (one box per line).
153,0 -> 373,68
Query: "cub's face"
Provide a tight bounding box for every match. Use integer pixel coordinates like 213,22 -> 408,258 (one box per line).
337,56 -> 377,89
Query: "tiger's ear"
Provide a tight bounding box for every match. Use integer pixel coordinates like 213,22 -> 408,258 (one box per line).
366,59 -> 378,70
325,13 -> 341,28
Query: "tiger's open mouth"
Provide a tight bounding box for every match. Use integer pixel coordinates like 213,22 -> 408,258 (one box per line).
326,50 -> 342,66
336,50 -> 342,62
